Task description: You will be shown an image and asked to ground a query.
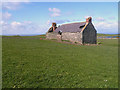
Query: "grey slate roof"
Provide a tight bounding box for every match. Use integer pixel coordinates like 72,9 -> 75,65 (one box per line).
54,22 -> 86,33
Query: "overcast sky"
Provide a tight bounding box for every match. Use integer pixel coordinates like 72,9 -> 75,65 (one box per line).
1,1 -> 118,35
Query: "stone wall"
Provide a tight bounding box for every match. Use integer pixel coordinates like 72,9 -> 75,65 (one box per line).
46,32 -> 61,40
62,32 -> 82,44
46,32 -> 82,43
82,22 -> 97,44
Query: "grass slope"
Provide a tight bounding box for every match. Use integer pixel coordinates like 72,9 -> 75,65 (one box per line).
2,36 -> 118,88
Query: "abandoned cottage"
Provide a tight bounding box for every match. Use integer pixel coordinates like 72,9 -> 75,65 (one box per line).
46,17 -> 97,44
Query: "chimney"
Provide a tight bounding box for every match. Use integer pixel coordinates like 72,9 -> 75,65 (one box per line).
86,17 -> 92,23
52,22 -> 57,31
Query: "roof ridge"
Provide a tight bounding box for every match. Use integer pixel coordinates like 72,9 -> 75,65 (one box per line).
61,22 -> 86,26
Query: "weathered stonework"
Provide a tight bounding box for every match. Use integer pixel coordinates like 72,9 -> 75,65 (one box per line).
46,32 -> 61,41
46,32 -> 83,44
62,32 -> 82,44
82,22 -> 97,44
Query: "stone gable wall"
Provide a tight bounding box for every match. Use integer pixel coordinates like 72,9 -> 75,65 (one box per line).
82,22 -> 97,44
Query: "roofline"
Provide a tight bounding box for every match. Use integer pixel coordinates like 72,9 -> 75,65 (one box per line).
61,21 -> 86,26
81,22 -> 88,32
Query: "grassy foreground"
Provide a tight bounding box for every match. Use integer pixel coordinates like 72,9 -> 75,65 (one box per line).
2,36 -> 118,88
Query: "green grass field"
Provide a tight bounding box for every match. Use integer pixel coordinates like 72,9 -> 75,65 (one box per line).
2,36 -> 118,88
97,33 -> 119,36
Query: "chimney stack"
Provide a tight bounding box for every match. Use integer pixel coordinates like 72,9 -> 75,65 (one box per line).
86,17 -> 92,23
52,22 -> 57,31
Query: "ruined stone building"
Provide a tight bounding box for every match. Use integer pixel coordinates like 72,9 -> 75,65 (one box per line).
46,17 -> 97,44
